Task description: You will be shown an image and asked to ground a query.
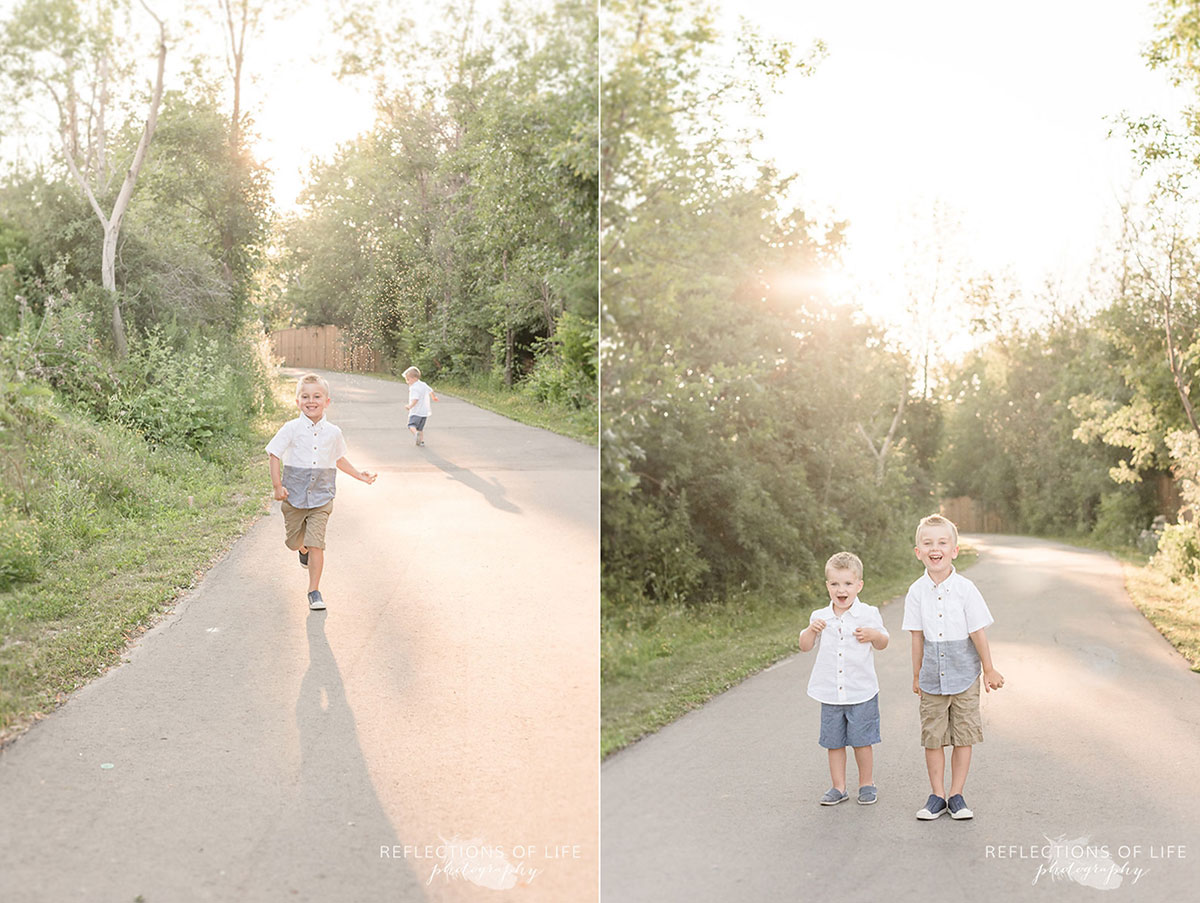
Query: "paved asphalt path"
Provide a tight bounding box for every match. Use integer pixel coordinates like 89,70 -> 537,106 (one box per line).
602,535 -> 1200,902
0,369 -> 598,903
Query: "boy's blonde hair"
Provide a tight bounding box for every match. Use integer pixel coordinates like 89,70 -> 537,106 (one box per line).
825,551 -> 863,580
915,514 -> 959,547
402,366 -> 420,379
295,373 -> 331,398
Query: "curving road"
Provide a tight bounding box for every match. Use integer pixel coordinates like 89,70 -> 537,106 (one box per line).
0,369 -> 598,903
602,535 -> 1200,902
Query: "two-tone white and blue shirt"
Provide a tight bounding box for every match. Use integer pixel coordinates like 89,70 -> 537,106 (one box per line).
902,568 -> 994,695
265,415 -> 348,509
806,598 -> 888,705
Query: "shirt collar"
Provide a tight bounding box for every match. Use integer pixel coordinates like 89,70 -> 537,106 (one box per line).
922,566 -> 958,589
300,414 -> 327,429
827,597 -> 866,618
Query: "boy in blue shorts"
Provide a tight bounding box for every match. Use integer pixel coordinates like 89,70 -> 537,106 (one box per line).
798,551 -> 889,805
903,514 -> 1004,820
403,366 -> 438,447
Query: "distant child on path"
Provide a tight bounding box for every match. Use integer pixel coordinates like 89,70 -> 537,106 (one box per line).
798,551 -> 889,806
267,373 -> 377,611
403,366 -> 438,447
903,514 -> 1004,821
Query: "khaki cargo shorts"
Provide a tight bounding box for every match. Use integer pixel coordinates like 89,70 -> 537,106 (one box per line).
919,677 -> 983,748
281,500 -> 333,551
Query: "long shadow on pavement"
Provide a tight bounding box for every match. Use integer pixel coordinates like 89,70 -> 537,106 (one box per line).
233,613 -> 428,900
422,448 -> 521,514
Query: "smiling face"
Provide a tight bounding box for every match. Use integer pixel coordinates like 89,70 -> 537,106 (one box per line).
915,523 -> 959,581
296,380 -> 332,423
825,567 -> 863,613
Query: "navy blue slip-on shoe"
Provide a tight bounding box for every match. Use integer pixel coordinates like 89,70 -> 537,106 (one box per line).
307,590 -> 325,610
299,549 -> 309,568
947,794 -> 974,820
917,794 -> 947,820
819,788 -> 849,806
858,784 -> 878,805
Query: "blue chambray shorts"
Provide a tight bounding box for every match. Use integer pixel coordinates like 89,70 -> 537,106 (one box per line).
819,693 -> 881,749
408,415 -> 428,431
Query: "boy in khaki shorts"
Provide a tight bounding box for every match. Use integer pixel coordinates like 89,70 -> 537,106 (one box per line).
267,373 -> 376,610
902,514 -> 1004,820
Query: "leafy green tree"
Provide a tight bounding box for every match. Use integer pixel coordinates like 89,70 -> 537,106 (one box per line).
277,0 -> 597,393
600,0 -> 923,608
937,314 -> 1135,537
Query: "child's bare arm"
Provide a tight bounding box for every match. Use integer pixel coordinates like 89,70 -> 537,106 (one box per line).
337,457 -> 377,484
910,631 -> 924,695
269,454 -> 288,501
969,627 -> 1005,691
855,626 -> 889,650
798,619 -> 825,652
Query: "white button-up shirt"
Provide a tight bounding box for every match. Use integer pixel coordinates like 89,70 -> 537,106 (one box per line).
265,415 -> 348,508
408,380 -> 434,417
805,598 -> 888,705
902,568 -> 994,695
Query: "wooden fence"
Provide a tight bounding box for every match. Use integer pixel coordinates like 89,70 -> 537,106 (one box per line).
270,325 -> 381,372
939,497 -> 1012,534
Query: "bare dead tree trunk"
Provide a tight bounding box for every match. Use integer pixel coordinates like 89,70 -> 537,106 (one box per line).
856,388 -> 908,485
58,1 -> 168,357
1161,283 -> 1200,442
505,327 -> 515,387
220,0 -> 248,146
95,54 -> 110,185
501,247 -> 513,386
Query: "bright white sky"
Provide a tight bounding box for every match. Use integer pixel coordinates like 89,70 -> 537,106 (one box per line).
723,0 -> 1193,329
219,0 -> 508,211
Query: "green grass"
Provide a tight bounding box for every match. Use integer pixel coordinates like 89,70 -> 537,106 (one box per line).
1121,561 -> 1200,672
440,377 -> 597,445
601,548 -> 979,758
0,402 -> 278,746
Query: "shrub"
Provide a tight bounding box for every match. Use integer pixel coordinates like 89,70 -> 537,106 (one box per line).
601,489 -> 709,607
522,311 -> 597,409
1091,487 -> 1153,548
108,330 -> 248,453
1153,522 -> 1200,583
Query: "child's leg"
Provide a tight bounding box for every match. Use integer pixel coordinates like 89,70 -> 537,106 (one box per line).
852,745 -> 874,787
307,548 -> 324,592
846,695 -> 880,788
300,503 -> 332,593
827,747 -> 847,792
925,747 -> 946,796
945,680 -> 982,797
948,745 -> 972,796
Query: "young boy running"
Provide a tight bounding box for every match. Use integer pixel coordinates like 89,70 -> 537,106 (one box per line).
267,373 -> 377,610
